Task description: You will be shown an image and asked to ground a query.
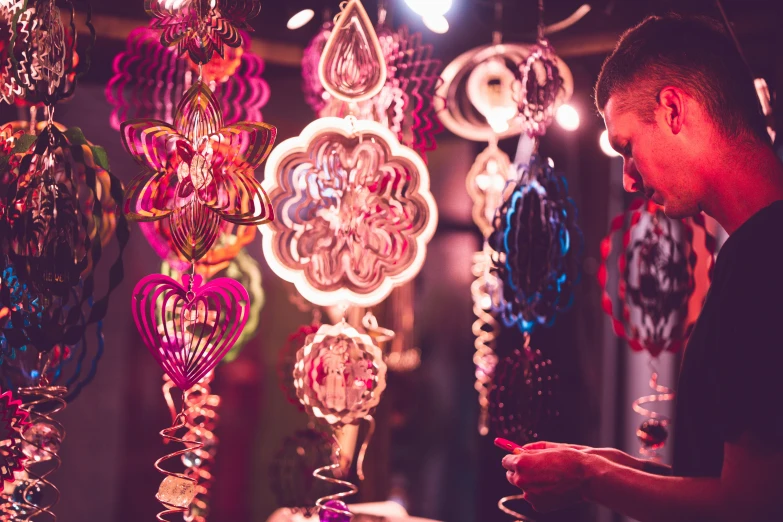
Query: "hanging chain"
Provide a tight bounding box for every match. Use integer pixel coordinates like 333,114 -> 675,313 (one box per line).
492,0 -> 503,45
334,1 -> 348,25
378,0 -> 387,25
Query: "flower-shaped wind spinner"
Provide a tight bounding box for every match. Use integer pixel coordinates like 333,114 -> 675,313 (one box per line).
260,117 -> 438,307
146,0 -> 260,64
262,0 -> 436,308
121,80 -> 276,261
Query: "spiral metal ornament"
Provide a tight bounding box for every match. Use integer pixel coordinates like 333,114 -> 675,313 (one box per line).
182,373 -> 219,522
313,458 -> 358,520
15,385 -> 67,521
471,250 -> 500,436
161,373 -> 219,522
106,25 -> 270,131
632,362 -> 674,458
154,406 -> 202,522
488,337 -> 558,443
436,41 -> 572,142
498,495 -> 534,522
314,418 -> 376,520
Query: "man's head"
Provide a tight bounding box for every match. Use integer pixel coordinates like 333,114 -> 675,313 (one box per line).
595,14 -> 769,218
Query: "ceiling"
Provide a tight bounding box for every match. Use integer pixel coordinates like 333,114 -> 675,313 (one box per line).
84,0 -> 780,64
75,0 -> 779,113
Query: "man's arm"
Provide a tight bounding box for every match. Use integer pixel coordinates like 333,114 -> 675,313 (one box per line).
504,433 -> 783,521
585,434 -> 783,522
523,441 -> 672,475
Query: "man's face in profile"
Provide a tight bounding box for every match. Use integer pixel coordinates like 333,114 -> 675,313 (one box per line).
603,95 -> 702,219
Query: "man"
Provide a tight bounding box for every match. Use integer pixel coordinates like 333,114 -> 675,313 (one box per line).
502,14 -> 783,522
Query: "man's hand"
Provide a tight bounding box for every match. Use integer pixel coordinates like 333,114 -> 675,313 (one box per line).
502,447 -> 596,513
522,441 -> 648,471
502,433 -> 783,522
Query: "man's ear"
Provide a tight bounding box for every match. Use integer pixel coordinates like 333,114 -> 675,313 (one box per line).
657,86 -> 685,135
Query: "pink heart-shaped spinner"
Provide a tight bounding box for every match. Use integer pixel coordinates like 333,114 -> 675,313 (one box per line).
132,273 -> 249,390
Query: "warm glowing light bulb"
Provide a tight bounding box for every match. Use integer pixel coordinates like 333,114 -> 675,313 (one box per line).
600,130 -> 620,157
163,0 -> 188,9
422,14 -> 449,34
405,0 -> 452,17
485,108 -> 516,134
555,104 -> 580,131
287,9 -> 315,30
467,58 -> 518,135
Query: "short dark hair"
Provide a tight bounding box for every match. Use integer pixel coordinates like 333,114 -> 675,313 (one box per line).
595,14 -> 769,143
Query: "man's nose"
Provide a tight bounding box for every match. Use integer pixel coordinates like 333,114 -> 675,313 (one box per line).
622,160 -> 642,193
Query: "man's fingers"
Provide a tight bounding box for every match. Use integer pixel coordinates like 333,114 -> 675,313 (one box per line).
523,441 -> 591,451
523,441 -> 553,450
502,454 -> 518,471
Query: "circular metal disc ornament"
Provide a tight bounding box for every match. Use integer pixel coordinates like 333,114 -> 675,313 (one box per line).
436,43 -> 573,142
260,117 -> 438,308
293,322 -> 387,426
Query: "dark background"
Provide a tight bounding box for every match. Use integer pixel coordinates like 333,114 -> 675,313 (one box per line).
2,0 -> 780,521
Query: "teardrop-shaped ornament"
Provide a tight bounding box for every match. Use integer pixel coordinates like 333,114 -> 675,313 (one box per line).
318,0 -> 387,103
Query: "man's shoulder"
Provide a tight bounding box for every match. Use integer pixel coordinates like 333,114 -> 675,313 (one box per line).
721,203 -> 783,267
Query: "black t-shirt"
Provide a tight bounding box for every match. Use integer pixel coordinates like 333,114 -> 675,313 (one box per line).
673,200 -> 783,477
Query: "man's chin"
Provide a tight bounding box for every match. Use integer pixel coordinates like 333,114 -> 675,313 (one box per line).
661,202 -> 700,219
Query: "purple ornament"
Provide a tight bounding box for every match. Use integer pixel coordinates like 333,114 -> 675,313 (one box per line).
319,499 -> 351,522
